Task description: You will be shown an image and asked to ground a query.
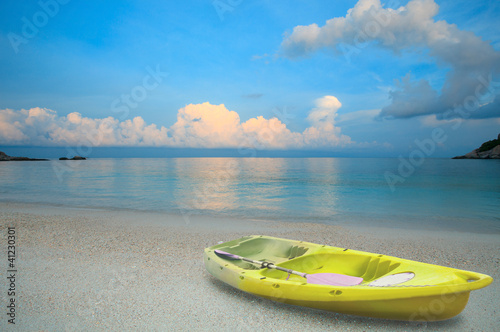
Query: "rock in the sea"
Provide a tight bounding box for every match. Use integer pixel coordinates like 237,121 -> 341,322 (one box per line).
486,145 -> 500,159
0,151 -> 10,161
0,151 -> 9,161
0,151 -> 48,161
452,134 -> 500,159
59,156 -> 87,160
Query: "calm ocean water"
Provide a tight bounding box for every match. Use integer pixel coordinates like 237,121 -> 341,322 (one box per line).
1,158 -> 499,233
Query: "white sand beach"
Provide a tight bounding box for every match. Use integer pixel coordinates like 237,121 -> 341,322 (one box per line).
0,202 -> 498,331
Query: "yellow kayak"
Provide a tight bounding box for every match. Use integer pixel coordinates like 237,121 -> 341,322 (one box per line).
204,235 -> 493,321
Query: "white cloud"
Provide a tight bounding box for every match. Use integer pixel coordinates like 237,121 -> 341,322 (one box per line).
0,109 -> 30,142
242,116 -> 304,149
168,102 -> 242,148
0,99 -> 365,149
307,95 -> 342,126
303,96 -> 352,147
419,114 -> 459,128
0,107 -> 171,147
280,0 -> 500,120
337,108 -> 380,125
380,73 -> 439,119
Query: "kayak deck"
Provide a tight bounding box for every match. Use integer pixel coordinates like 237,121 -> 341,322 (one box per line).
204,235 -> 493,321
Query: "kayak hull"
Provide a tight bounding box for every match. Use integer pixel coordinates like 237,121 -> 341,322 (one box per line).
204,235 -> 493,321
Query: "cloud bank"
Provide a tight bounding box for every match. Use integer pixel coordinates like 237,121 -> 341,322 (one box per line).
280,0 -> 500,120
0,97 -> 355,149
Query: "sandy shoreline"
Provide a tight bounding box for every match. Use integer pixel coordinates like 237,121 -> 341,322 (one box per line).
0,202 -> 498,331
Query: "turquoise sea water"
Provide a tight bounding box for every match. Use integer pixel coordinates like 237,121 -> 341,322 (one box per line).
0,158 -> 499,233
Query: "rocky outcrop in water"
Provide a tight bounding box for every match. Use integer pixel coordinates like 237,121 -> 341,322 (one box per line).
59,156 -> 87,160
0,151 -> 48,161
452,134 -> 500,159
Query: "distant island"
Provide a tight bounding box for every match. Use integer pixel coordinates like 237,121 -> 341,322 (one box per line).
452,133 -> 500,159
0,151 -> 48,161
0,151 -> 86,161
59,156 -> 87,160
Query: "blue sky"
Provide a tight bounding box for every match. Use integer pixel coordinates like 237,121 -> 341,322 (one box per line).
0,0 -> 499,157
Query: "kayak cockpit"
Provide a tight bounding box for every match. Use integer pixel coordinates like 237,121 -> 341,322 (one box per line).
216,236 -> 310,267
258,252 -> 402,284
211,235 -> 492,289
